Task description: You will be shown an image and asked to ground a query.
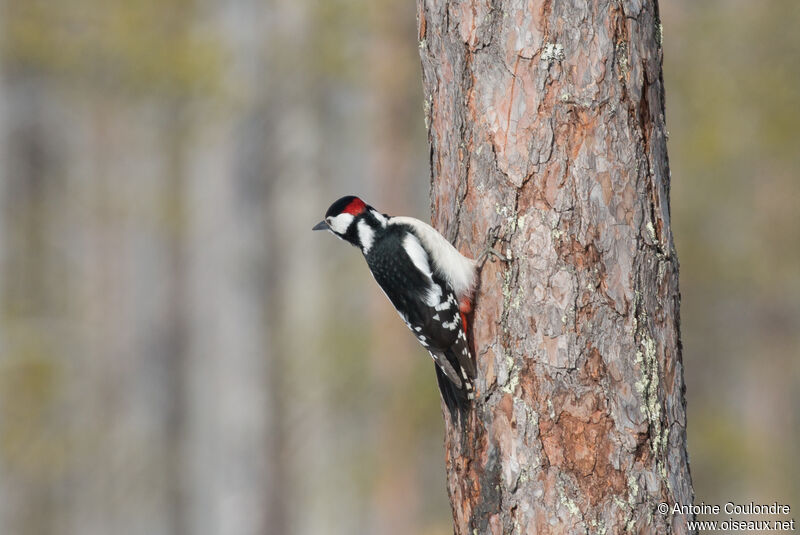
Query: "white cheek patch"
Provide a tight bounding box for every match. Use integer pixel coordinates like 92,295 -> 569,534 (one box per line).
358,220 -> 375,253
329,213 -> 354,234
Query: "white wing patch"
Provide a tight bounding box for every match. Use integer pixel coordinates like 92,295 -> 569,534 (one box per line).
424,282 -> 443,307
402,234 -> 433,279
389,216 -> 476,300
358,220 -> 375,253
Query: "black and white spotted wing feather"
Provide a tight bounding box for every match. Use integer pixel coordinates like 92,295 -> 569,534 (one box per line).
365,225 -> 475,407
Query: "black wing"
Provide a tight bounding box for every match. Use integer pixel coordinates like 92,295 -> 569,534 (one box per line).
365,227 -> 475,398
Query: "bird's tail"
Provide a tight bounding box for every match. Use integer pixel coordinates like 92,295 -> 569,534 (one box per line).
434,363 -> 471,425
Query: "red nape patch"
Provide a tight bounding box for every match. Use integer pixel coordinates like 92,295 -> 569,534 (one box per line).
343,198 -> 367,216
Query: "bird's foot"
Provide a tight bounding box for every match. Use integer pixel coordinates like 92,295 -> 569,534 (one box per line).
477,225 -> 512,268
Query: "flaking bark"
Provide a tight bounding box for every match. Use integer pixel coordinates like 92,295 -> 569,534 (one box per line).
416,0 -> 694,533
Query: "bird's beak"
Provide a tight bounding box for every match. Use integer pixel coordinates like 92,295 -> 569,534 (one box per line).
312,220 -> 328,231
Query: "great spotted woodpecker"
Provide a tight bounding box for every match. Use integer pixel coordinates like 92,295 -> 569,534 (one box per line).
313,195 -> 477,421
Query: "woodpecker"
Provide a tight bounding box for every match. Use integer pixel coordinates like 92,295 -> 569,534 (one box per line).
313,195 -> 477,421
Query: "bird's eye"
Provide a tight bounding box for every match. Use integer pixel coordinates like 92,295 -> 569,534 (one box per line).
326,217 -> 332,225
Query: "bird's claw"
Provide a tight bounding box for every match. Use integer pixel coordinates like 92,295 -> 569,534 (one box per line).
477,225 -> 511,268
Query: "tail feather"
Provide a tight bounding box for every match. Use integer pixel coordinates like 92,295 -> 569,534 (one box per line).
434,364 -> 470,424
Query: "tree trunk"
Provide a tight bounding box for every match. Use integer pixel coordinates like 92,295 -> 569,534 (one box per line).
416,0 -> 694,533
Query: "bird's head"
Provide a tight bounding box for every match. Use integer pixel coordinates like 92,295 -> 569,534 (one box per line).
313,195 -> 386,252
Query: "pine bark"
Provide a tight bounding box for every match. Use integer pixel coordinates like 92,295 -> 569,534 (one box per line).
416,0 -> 694,533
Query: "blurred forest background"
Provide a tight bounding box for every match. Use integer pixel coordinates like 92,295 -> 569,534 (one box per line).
0,0 -> 798,534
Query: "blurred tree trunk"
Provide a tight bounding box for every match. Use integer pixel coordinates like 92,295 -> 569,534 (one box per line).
417,0 -> 694,533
